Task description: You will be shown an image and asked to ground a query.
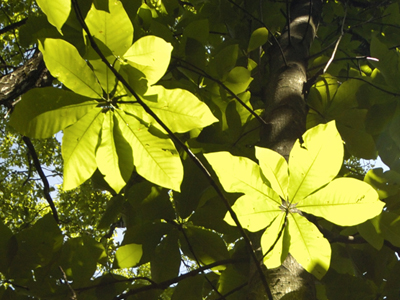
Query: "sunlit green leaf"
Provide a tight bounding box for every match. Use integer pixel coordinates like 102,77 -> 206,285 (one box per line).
96,111 -> 126,193
256,146 -> 288,200
39,39 -> 103,98
289,121 -> 343,201
300,178 -> 384,226
9,87 -> 97,138
123,35 -> 173,85
204,151 -> 279,201
261,213 -> 288,268
288,213 -> 331,280
62,109 -> 104,190
36,0 -> 71,34
248,27 -> 268,52
85,0 -> 134,56
124,85 -> 218,133
115,110 -> 183,191
116,243 -> 143,268
225,195 -> 280,234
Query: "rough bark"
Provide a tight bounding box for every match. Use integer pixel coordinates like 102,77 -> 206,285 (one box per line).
0,51 -> 53,111
249,1 -> 323,299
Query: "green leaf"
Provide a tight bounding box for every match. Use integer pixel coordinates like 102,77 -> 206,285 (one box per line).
123,35 -> 173,85
0,222 -> 13,273
8,214 -> 62,278
357,218 -> 384,250
289,121 -> 343,201
204,151 -> 279,201
223,67 -> 253,95
97,195 -> 125,230
9,87 -> 97,138
115,243 -> 143,268
183,19 -> 209,44
127,85 -> 218,133
62,109 -> 104,190
96,111 -> 127,193
112,113 -> 135,182
255,146 -> 288,200
88,58 -> 119,94
224,195 -> 281,232
172,275 -> 204,300
151,230 -> 180,283
261,213 -> 288,268
364,168 -> 400,199
121,221 -> 172,264
85,0 -> 134,56
248,27 -> 268,52
60,236 -> 106,285
39,39 -> 103,98
380,212 -> 400,247
288,213 -> 331,279
180,225 -> 229,268
370,35 -> 400,91
115,110 -> 183,191
299,178 -> 384,226
210,44 -> 239,79
36,0 -> 71,34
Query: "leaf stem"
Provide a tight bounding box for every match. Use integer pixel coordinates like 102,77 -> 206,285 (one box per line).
70,1 -> 273,298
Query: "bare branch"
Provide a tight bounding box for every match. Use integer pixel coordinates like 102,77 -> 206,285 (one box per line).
22,136 -> 59,223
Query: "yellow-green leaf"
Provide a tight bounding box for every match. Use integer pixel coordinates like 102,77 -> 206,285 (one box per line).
115,110 -> 183,191
115,243 -> 143,268
96,111 -> 126,193
9,87 -> 97,138
288,213 -> 331,280
85,0 -> 133,56
62,109 -> 104,190
224,195 -> 281,232
288,121 -> 343,201
123,36 -> 173,85
36,0 -> 70,34
39,39 -> 103,98
248,27 -> 268,52
299,178 -> 384,226
124,85 -> 218,133
204,151 -> 279,202
261,213 -> 288,268
256,146 -> 288,200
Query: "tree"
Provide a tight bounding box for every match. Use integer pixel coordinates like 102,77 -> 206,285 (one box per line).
1,0 -> 400,299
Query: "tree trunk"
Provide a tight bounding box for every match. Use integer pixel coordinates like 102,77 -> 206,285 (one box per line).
0,52 -> 53,110
249,1 -> 323,299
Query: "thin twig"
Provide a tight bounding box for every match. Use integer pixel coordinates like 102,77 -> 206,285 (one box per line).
59,266 -> 77,300
174,57 -> 267,125
179,225 -> 226,299
113,258 -> 244,300
22,136 -> 59,223
323,3 -> 348,74
286,0 -> 291,46
70,1 -> 273,299
226,0 -> 287,66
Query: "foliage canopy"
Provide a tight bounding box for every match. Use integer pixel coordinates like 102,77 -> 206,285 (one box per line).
1,0 -> 400,299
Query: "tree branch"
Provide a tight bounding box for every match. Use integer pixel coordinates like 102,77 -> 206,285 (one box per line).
113,258 -> 244,300
71,1 -> 273,298
0,18 -> 28,35
22,136 -> 59,223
